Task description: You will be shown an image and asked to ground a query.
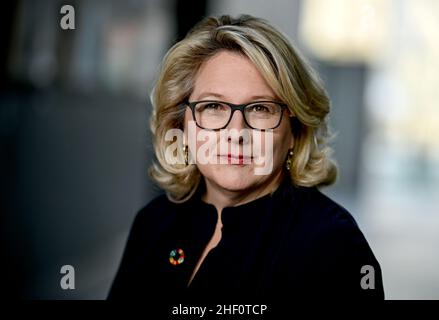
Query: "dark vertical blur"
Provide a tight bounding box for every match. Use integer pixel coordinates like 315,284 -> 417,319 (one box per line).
176,0 -> 207,41
1,1 -> 21,299
0,2 -> 18,87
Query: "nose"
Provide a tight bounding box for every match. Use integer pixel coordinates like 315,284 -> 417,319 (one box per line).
226,110 -> 248,145
227,109 -> 247,130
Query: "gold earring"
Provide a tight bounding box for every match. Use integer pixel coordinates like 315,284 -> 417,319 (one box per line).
183,145 -> 189,165
285,149 -> 294,171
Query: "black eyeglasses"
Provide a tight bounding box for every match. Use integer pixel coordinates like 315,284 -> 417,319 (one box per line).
186,100 -> 288,130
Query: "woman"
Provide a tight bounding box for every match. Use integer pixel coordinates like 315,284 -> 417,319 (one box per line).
108,14 -> 384,301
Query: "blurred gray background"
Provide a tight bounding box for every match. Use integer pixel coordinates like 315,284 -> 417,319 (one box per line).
1,0 -> 438,299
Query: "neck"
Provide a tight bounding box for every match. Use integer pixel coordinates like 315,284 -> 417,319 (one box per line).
201,170 -> 284,214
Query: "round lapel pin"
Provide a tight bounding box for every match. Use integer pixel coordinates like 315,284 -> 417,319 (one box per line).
169,248 -> 185,265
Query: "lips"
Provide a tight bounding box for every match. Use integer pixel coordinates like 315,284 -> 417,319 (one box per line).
219,154 -> 253,165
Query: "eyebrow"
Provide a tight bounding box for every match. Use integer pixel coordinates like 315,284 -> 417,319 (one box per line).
195,92 -> 278,101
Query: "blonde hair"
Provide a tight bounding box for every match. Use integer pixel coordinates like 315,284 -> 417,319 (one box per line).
149,14 -> 337,202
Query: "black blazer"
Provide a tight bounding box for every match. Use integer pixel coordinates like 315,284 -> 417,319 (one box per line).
108,178 -> 384,302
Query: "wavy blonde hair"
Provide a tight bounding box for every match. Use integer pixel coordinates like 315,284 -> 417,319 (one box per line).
149,14 -> 337,202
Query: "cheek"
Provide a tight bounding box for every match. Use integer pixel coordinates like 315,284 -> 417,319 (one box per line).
254,130 -> 292,156
192,128 -> 220,165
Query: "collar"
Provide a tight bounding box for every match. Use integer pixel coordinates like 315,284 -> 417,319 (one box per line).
184,176 -> 295,235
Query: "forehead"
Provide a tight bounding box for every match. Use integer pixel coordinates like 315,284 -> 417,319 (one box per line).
191,50 -> 276,102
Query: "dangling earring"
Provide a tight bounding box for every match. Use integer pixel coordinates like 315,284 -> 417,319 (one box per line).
285,148 -> 294,171
183,144 -> 189,165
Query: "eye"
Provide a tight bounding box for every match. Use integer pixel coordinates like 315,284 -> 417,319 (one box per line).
196,102 -> 229,113
204,103 -> 221,110
249,104 -> 270,113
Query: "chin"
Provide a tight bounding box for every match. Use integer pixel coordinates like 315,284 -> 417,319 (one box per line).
204,165 -> 254,190
220,179 -> 254,191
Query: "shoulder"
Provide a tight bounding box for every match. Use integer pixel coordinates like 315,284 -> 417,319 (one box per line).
291,186 -> 362,238
130,193 -> 178,238
135,193 -> 173,223
114,194 -> 180,267
282,186 -> 384,298
108,193 -> 177,299
285,185 -> 380,267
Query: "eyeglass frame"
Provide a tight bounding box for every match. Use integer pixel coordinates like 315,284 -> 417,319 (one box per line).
184,100 -> 289,131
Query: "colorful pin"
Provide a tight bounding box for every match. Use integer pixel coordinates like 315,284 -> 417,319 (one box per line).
169,248 -> 185,265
